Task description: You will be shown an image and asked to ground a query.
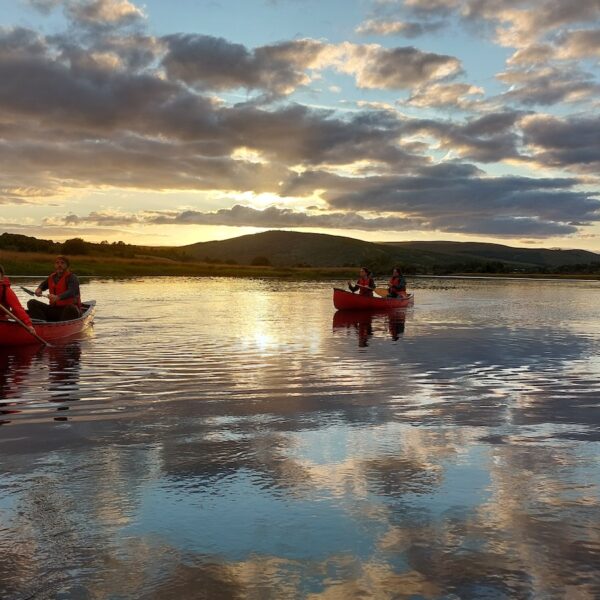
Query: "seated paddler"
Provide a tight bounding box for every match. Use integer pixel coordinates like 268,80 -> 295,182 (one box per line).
387,266 -> 407,298
27,255 -> 81,322
348,267 -> 376,296
0,264 -> 36,335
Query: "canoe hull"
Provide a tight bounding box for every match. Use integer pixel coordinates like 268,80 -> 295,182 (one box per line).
0,301 -> 96,346
333,288 -> 413,310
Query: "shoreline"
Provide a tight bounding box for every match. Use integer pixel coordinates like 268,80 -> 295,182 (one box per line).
2,250 -> 600,281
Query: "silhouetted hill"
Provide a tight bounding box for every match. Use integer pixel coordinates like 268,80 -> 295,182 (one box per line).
184,230 -> 600,272
184,231 -> 396,268
383,241 -> 600,268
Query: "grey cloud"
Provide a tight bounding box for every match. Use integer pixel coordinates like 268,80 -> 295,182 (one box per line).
162,35 -> 325,96
403,111 -> 525,162
555,28 -> 600,60
347,45 -> 462,89
497,65 -> 600,106
62,204 -> 422,231
521,115 -> 600,174
370,0 -> 600,45
285,164 -> 599,236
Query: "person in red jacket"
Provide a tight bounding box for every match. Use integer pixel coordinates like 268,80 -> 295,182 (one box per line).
348,267 -> 376,296
387,266 -> 407,298
0,264 -> 36,335
27,256 -> 81,322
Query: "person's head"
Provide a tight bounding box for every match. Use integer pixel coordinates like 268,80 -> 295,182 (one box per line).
359,266 -> 371,278
393,266 -> 402,276
54,255 -> 70,273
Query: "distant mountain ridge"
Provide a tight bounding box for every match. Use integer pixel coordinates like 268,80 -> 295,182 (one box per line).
183,230 -> 600,271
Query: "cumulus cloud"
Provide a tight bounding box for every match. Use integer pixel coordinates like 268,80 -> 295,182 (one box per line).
373,0 -> 600,46
57,205 -> 422,231
401,111 -> 525,162
521,114 -> 600,175
338,43 -> 462,89
285,163 -> 600,237
162,35 -> 462,96
496,64 -> 600,106
405,82 -> 485,109
355,19 -> 443,38
162,35 -> 328,96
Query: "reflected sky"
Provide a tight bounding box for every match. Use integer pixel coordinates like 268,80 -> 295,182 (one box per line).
1,277 -> 599,598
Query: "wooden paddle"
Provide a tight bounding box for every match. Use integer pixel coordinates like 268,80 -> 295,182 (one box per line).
353,283 -> 388,297
0,303 -> 51,346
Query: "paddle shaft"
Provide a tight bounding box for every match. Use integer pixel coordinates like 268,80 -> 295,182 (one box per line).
20,286 -> 50,299
0,303 -> 50,346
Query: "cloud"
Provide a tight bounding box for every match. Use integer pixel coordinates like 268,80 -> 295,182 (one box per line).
521,114 -> 600,175
496,65 -> 600,106
555,28 -> 600,60
66,0 -> 145,27
28,0 -> 146,28
56,204 -> 422,231
162,35 -> 327,96
285,163 -> 599,237
405,82 -> 485,109
338,43 -> 462,90
402,111 -> 525,162
355,19 -> 443,38
162,35 -> 462,95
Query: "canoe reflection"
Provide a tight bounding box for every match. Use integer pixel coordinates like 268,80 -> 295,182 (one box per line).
0,341 -> 83,424
332,309 -> 407,346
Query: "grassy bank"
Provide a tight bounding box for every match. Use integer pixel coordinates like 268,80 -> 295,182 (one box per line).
0,250 -> 358,280
3,250 -> 600,281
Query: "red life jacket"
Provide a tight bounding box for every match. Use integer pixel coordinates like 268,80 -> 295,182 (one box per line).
389,275 -> 406,296
0,277 -> 32,325
48,270 -> 81,308
357,276 -> 374,296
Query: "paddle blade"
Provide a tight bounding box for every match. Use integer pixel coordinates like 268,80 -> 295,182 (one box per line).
374,287 -> 389,297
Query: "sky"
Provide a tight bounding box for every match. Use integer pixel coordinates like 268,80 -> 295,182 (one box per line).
1,0 -> 599,249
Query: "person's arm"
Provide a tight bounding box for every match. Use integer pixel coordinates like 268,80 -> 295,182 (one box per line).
36,279 -> 49,295
57,274 -> 80,301
5,287 -> 33,327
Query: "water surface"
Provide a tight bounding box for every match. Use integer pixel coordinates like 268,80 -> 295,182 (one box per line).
1,277 -> 599,598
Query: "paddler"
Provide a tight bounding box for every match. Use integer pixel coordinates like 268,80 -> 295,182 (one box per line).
387,266 -> 407,298
27,255 -> 81,322
0,264 -> 36,335
348,267 -> 376,296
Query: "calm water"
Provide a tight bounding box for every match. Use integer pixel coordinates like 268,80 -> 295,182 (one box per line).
1,277 -> 599,599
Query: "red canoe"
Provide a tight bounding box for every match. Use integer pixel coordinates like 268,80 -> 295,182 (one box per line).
333,288 -> 413,311
0,301 -> 96,346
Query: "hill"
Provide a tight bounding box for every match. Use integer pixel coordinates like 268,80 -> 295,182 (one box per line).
3,229 -> 600,276
184,231 -> 600,273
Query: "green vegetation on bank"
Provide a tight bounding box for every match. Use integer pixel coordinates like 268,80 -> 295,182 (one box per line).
2,230 -> 600,279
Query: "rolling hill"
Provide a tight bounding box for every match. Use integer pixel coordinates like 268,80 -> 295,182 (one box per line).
183,230 -> 600,271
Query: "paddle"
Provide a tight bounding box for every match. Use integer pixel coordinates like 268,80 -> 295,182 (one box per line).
352,283 -> 388,297
0,303 -> 51,346
20,286 -> 49,298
